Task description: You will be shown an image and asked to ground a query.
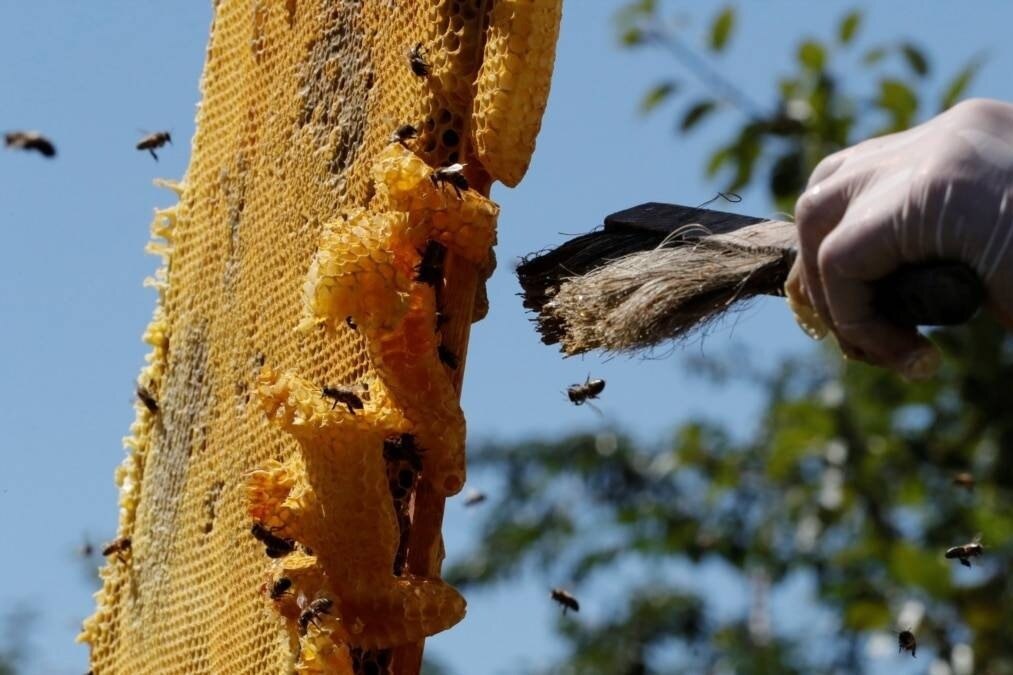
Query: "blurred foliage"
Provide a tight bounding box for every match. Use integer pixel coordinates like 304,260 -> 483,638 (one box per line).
616,1 -> 984,213
450,4 -> 1012,674
0,606 -> 35,675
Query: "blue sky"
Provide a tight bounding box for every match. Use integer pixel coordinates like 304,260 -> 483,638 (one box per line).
1,2 -> 1011,673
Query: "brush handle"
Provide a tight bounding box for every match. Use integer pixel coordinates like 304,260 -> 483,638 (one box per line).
872,262 -> 983,326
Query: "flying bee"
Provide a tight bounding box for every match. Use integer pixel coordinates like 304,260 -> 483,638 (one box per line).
567,376 -> 605,406
550,588 -> 579,614
463,489 -> 487,507
945,534 -> 984,568
408,42 -> 430,77
136,383 -> 159,414
898,629 -> 917,657
136,131 -> 172,161
321,383 -> 367,414
250,523 -> 296,559
102,537 -> 132,561
430,164 -> 469,199
415,240 -> 446,287
4,131 -> 56,157
389,123 -> 419,147
298,597 -> 334,635
438,345 -> 459,370
78,539 -> 95,558
952,472 -> 975,490
269,576 -> 293,600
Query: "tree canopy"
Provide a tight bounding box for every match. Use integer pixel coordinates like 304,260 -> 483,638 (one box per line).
447,5 -> 1010,674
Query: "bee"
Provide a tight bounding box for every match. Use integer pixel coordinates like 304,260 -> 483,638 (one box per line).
567,376 -> 605,406
408,42 -> 430,77
430,164 -> 469,199
102,537 -> 132,561
952,472 -> 975,490
298,597 -> 334,635
136,383 -> 159,414
945,534 -> 984,568
389,123 -> 419,147
250,523 -> 296,559
321,383 -> 367,414
136,131 -> 172,161
463,489 -> 487,507
550,588 -> 579,614
269,576 -> 293,600
345,316 -> 357,331
438,345 -> 459,370
4,131 -> 56,158
898,629 -> 917,657
415,240 -> 446,287
383,433 -> 422,472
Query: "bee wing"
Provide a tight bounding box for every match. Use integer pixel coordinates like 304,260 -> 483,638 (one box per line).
972,532 -> 983,546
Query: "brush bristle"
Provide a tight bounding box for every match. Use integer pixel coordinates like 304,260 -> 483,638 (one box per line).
543,243 -> 789,355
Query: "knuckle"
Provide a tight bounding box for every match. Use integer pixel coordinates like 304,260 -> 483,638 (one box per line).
795,187 -> 835,233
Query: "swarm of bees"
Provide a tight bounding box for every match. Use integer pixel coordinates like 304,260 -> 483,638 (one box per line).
550,588 -> 579,614
250,522 -> 296,559
136,131 -> 172,161
321,383 -> 367,414
567,376 -> 605,406
898,629 -> 917,657
298,597 -> 334,636
4,131 -> 56,157
945,534 -> 984,568
407,42 -> 430,78
430,163 -> 469,199
102,536 -> 132,562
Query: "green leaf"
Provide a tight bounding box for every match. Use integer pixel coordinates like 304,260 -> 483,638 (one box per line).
877,78 -> 918,130
862,46 -> 887,65
709,6 -> 736,53
728,127 -> 762,191
770,151 -> 805,201
705,145 -> 733,177
939,56 -> 985,110
619,26 -> 645,47
899,42 -> 930,77
797,40 -> 826,72
638,81 -> 679,115
680,100 -> 719,131
837,10 -> 861,45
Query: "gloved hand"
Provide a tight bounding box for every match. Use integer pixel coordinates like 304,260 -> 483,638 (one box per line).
786,98 -> 1013,378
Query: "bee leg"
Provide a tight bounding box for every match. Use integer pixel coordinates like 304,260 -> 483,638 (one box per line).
960,558 -> 971,568
149,148 -> 158,161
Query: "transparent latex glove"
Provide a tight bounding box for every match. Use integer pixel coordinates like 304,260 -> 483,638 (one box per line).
785,99 -> 1013,379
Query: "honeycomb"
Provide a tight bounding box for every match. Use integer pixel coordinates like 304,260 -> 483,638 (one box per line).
79,1 -> 562,674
